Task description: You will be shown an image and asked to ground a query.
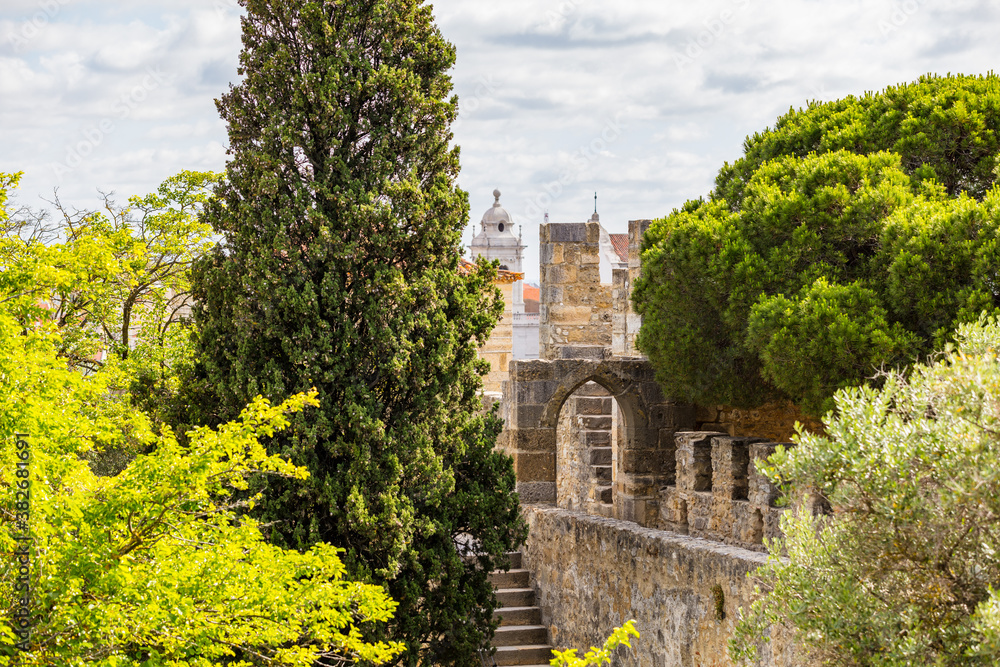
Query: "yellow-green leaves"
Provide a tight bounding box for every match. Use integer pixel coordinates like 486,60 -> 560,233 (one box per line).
549,621 -> 639,667
0,299 -> 401,666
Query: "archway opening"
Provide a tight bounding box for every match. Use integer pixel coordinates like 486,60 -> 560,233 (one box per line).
555,380 -> 622,517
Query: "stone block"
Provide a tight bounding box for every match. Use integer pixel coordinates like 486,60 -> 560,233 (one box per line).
547,223 -> 589,243
516,380 -> 559,405
586,221 -> 602,244
584,430 -> 611,447
510,361 -> 556,382
580,416 -> 612,430
686,491 -> 714,536
712,436 -> 768,502
544,264 -> 578,284
577,265 -> 601,283
509,428 -> 556,452
547,304 -> 594,321
576,396 -> 612,415
750,442 -> 795,507
675,432 -> 724,493
559,345 -> 608,360
621,448 -> 655,474
514,451 -> 556,482
592,465 -> 612,483
516,481 -> 556,503
574,382 -> 610,397
590,447 -> 612,466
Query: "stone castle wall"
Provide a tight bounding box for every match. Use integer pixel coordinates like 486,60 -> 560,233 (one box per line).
697,402 -> 825,442
522,505 -> 798,667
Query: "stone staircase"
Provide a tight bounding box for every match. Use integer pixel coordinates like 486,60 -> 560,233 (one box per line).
488,551 -> 554,667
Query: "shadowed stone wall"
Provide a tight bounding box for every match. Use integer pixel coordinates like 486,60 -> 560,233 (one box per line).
521,505 -> 798,667
556,382 -> 615,514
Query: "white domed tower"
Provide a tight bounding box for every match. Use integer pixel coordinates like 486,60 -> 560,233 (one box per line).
470,189 -> 526,314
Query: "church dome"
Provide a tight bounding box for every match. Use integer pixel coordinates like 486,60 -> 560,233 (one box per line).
473,189 -> 518,246
470,189 -> 523,271
482,188 -> 513,232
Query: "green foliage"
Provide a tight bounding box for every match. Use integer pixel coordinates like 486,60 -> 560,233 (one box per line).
0,181 -> 404,665
188,2 -> 526,665
1,171 -> 219,374
549,621 -> 639,667
0,171 -> 220,469
635,74 -> 1000,415
731,316 -> 1000,666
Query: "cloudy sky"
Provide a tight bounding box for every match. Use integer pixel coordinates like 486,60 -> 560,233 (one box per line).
1,0 -> 997,280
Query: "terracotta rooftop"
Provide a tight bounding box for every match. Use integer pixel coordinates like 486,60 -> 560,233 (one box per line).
609,234 -> 630,264
458,257 -> 524,283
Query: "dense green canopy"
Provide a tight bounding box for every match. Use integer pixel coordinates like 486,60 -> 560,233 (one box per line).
634,74 -> 1000,415
188,1 -> 525,665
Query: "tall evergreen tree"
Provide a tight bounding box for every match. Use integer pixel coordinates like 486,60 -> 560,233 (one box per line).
189,1 -> 526,664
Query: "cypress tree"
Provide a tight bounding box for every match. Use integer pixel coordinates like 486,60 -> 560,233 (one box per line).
189,1 -> 526,664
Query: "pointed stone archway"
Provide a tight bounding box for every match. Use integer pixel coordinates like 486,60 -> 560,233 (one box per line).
498,358 -> 695,527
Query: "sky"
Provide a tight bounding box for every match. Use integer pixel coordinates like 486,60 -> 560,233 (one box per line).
1,0 -> 998,281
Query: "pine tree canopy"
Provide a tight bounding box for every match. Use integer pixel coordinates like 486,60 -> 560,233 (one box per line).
188,1 -> 526,664
634,74 -> 1000,416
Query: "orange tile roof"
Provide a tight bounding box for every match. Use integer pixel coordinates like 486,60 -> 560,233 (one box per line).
609,234 -> 630,263
458,257 -> 523,283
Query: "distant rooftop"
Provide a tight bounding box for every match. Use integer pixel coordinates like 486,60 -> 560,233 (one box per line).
609,234 -> 629,264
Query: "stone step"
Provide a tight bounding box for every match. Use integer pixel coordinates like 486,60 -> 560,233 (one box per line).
590,447 -> 612,466
494,645 -> 554,666
596,485 -> 612,503
506,552 -> 522,569
496,588 -> 535,608
591,465 -> 612,483
490,569 -> 530,589
493,625 -> 548,647
583,430 -> 611,446
495,606 -> 542,627
581,416 -> 612,430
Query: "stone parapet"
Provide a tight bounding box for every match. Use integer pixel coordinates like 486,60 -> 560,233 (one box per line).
659,433 -> 794,550
521,505 -> 798,667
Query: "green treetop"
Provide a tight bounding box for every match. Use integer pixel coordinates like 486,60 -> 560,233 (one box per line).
634,74 -> 1000,415
188,1 -> 525,664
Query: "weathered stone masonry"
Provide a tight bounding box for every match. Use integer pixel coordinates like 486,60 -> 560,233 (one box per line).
499,218 -> 808,665
520,505 -> 798,667
498,357 -> 694,525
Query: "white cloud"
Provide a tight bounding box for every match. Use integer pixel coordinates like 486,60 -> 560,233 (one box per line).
1,0 -> 998,279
